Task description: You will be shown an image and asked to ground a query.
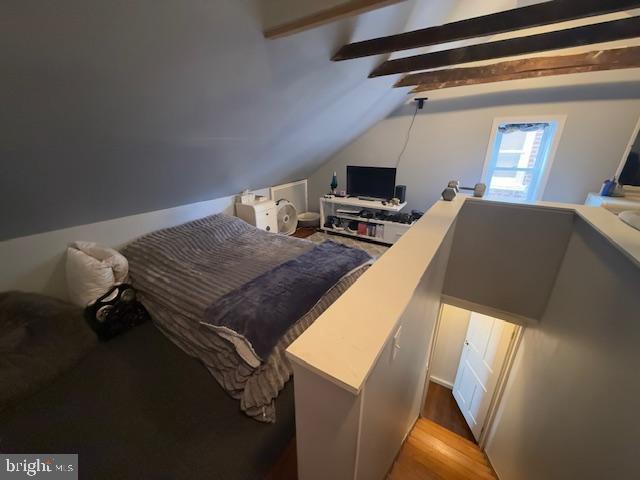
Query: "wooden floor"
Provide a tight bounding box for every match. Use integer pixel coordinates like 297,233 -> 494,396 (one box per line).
388,419 -> 497,480
265,438 -> 297,480
291,227 -> 317,238
268,417 -> 494,480
267,353 -> 488,480
422,381 -> 476,443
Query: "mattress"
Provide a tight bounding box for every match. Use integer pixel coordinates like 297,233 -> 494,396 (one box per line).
122,213 -> 368,422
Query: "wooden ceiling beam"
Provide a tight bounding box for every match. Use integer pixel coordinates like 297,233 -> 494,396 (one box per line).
369,16 -> 640,77
396,47 -> 640,88
409,50 -> 640,93
409,65 -> 635,93
264,0 -> 407,40
334,0 -> 640,61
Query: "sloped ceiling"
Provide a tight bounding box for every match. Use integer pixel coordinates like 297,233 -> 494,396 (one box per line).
0,0 -> 457,240
3,0 -> 565,241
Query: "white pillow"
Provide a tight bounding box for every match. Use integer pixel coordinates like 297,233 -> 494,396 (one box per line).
66,241 -> 129,307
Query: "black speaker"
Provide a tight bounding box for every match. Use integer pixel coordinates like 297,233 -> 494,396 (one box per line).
394,185 -> 406,203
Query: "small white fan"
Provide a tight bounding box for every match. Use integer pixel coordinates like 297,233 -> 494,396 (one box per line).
276,200 -> 298,235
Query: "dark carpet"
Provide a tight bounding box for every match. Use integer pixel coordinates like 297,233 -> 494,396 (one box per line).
0,322 -> 295,480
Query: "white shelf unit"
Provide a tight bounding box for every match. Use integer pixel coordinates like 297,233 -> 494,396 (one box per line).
319,196 -> 413,245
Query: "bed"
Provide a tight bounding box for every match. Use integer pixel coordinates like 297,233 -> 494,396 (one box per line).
121,213 -> 371,422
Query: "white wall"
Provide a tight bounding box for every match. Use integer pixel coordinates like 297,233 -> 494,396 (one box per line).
309,82 -> 640,212
430,304 -> 470,388
485,217 -> 640,480
292,364 -> 363,480
0,189 -> 267,300
355,237 -> 452,480
292,235 -> 453,480
289,196 -> 640,479
288,198 -> 464,480
443,201 -> 574,321
4,0 -> 494,242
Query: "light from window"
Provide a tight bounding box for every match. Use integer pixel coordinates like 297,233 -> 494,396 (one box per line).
484,122 -> 558,203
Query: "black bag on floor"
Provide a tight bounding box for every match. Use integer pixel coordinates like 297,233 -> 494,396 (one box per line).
84,283 -> 149,341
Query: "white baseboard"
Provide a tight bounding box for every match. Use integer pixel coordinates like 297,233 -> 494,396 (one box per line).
429,376 -> 454,389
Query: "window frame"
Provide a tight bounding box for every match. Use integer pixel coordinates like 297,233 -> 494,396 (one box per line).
615,115 -> 640,193
481,115 -> 566,203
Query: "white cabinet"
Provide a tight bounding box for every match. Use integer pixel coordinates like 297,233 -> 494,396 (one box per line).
236,200 -> 278,233
319,196 -> 413,245
382,222 -> 408,244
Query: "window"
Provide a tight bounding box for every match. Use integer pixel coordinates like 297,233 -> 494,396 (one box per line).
482,118 -> 563,203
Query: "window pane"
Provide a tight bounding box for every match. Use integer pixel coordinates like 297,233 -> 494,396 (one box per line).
487,170 -> 534,202
484,122 -> 557,203
499,130 -> 528,151
495,152 -> 521,168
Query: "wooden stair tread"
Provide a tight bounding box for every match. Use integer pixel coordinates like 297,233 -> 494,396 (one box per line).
407,430 -> 492,469
398,441 -> 494,480
415,419 -> 478,448
388,457 -> 442,480
414,418 -> 484,457
388,419 -> 497,480
414,419 -> 486,461
405,437 -> 495,480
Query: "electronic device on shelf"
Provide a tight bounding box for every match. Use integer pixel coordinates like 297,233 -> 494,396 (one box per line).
386,213 -> 413,224
347,166 -> 397,201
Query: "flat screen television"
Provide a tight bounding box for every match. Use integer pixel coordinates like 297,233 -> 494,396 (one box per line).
347,166 -> 397,200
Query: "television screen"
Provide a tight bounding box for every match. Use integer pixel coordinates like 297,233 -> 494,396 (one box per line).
620,130 -> 640,186
347,166 -> 397,200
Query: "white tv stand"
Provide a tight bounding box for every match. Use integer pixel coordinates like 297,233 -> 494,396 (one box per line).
319,196 -> 413,245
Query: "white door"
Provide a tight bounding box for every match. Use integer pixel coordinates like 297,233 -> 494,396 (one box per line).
452,312 -> 516,440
